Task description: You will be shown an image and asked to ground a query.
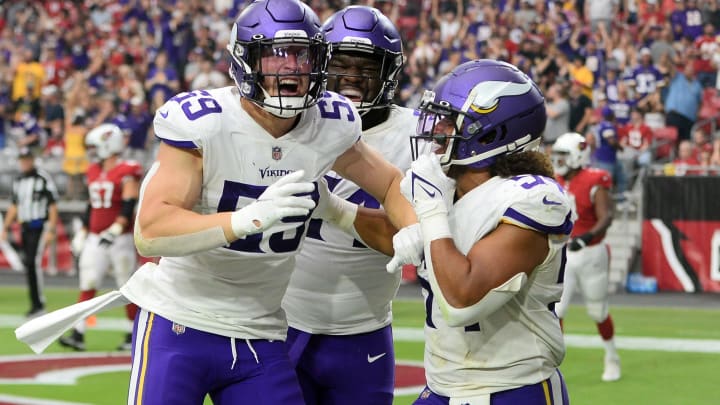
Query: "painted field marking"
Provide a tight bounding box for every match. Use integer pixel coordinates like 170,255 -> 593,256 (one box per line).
391,327 -> 720,353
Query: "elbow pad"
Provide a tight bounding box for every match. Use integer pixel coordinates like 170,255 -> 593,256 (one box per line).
429,268 -> 527,328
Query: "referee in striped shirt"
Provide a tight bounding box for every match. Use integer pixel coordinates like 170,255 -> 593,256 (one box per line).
1,148 -> 59,318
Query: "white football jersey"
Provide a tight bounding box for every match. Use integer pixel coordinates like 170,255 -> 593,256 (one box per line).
419,174 -> 574,397
283,106 -> 422,334
121,88 -> 361,341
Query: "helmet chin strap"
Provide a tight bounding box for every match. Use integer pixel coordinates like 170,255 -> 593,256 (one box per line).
258,84 -> 308,118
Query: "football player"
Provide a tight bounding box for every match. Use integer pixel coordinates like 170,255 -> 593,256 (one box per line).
59,123 -> 141,352
283,6 -> 426,405
404,60 -> 573,404
553,132 -> 621,382
118,1 -> 418,403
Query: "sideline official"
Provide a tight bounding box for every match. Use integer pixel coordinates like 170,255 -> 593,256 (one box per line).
1,148 -> 59,318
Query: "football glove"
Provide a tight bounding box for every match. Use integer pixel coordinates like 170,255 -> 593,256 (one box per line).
98,223 -> 123,247
71,228 -> 87,256
311,176 -> 357,232
568,232 -> 594,251
231,170 -> 316,238
386,223 -> 424,274
400,154 -> 456,242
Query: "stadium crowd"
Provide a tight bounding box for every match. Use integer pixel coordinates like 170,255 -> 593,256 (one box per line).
1,0 -> 720,203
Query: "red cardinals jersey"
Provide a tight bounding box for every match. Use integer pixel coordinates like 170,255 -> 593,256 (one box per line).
620,123 -> 653,150
556,168 -> 612,245
86,160 -> 142,234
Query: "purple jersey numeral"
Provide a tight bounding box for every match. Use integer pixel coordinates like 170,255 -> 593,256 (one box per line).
217,180 -> 316,253
171,90 -> 222,121
318,98 -> 355,121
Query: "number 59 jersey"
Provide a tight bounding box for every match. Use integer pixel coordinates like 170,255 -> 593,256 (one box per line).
122,87 -> 362,341
419,175 -> 574,397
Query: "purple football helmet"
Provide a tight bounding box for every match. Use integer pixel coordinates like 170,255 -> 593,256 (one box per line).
411,59 -> 546,170
321,6 -> 403,113
226,0 -> 327,118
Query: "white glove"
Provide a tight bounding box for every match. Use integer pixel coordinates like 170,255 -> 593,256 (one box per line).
231,170 -> 316,238
311,176 -> 358,232
71,229 -> 88,256
98,223 -> 123,247
400,154 -> 456,242
386,223 -> 423,274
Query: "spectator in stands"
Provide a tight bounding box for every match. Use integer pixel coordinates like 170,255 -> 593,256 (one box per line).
629,47 -> 665,102
585,0 -> 618,34
698,143 -> 717,175
431,0 -> 463,46
590,107 -> 626,199
1,147 -> 59,319
569,79 -> 594,134
11,111 -> 45,154
569,54 -> 594,99
712,138 -> 720,166
0,80 -> 11,149
61,108 -> 88,201
672,139 -> 702,175
690,127 -> 711,160
544,82 -> 571,149
144,50 -> 179,112
681,0 -> 704,41
619,108 -> 653,169
648,25 -> 677,66
39,85 -> 64,149
190,57 -> 228,91
608,82 -> 635,126
11,48 -> 44,114
120,96 -> 153,168
693,23 -> 718,88
664,62 -> 702,142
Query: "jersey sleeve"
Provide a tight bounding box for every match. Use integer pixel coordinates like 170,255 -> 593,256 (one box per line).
501,177 -> 574,237
591,169 -> 613,189
122,161 -> 144,181
316,91 -> 362,156
153,91 -> 223,150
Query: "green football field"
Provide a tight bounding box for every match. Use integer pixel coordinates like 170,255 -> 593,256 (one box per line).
0,287 -> 719,405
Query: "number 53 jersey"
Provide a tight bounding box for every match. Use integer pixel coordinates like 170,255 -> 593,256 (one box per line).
419,174 -> 574,397
122,87 -> 362,341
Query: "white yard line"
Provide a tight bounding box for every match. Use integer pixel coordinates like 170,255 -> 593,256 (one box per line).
0,394 -> 92,405
3,315 -> 720,353
391,327 -> 720,353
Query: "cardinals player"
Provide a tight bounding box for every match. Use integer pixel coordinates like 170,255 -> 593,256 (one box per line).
59,123 -> 141,351
552,132 -> 621,382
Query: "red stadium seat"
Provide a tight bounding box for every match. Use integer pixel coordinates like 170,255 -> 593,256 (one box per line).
653,126 -> 678,161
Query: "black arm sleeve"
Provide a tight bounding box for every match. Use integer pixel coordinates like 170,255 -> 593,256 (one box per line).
82,202 -> 91,228
120,198 -> 137,221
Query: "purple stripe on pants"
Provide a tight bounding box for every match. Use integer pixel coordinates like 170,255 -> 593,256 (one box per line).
128,309 -> 304,405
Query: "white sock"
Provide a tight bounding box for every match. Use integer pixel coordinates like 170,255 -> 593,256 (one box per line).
603,338 -> 619,359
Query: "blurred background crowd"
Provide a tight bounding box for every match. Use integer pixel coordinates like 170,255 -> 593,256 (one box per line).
2,0 -> 720,204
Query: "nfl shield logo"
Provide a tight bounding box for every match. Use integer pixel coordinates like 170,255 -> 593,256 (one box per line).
171,322 -> 186,335
272,146 -> 282,160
